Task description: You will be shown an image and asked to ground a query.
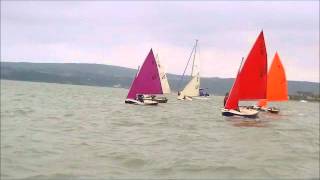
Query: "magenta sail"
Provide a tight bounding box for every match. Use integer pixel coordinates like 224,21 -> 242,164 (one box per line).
126,49 -> 163,99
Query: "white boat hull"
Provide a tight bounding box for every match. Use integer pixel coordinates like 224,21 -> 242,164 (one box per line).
193,96 -> 210,100
142,95 -> 168,103
177,96 -> 193,101
248,105 -> 280,114
125,99 -> 158,105
221,107 -> 259,118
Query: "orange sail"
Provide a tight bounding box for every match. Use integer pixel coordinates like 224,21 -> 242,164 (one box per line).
225,31 -> 268,109
266,52 -> 288,101
257,99 -> 267,108
257,52 -> 288,106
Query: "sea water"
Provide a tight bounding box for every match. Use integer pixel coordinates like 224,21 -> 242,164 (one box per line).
1,80 -> 319,179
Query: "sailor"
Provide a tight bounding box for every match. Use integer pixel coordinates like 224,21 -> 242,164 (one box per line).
223,92 -> 229,106
199,89 -> 204,96
137,94 -> 144,102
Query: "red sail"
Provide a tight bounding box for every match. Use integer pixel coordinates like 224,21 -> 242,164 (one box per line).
224,73 -> 241,109
225,31 -> 268,110
238,31 -> 268,100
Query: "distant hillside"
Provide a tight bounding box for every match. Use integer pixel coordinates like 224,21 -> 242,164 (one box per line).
1,62 -> 319,96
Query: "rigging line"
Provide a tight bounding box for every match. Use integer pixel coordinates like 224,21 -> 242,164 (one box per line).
177,40 -> 198,90
224,57 -> 245,108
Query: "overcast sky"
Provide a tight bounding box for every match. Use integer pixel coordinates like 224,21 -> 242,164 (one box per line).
1,1 -> 319,82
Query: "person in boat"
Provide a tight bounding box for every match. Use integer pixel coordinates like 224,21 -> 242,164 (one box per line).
199,89 -> 204,96
178,91 -> 181,96
137,94 -> 144,102
223,92 -> 229,106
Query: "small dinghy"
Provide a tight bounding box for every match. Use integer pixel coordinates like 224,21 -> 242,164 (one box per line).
177,40 -> 208,101
222,31 -> 268,118
125,49 -> 162,105
255,52 -> 288,113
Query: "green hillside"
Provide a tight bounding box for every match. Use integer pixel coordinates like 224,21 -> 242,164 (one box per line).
1,62 -> 319,96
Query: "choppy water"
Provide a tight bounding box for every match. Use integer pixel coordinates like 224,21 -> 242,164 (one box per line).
1,80 -> 319,179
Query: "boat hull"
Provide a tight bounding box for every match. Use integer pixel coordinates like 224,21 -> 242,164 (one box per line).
177,96 -> 192,101
153,97 -> 168,103
267,107 -> 279,113
221,107 -> 259,118
142,95 -> 168,103
248,106 -> 280,114
125,99 -> 158,105
193,96 -> 210,100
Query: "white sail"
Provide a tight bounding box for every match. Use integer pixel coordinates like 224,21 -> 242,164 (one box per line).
178,75 -> 200,98
156,55 -> 171,94
178,40 -> 200,98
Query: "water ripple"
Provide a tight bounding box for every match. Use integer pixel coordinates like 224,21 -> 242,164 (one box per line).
1,80 -> 319,179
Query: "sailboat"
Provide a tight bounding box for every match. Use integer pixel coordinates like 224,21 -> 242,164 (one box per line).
221,31 -> 268,118
177,40 -> 208,100
143,54 -> 171,103
255,52 -> 288,113
125,49 -> 162,105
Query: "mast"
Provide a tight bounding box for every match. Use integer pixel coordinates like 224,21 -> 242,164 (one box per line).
191,39 -> 198,76
136,65 -> 140,77
238,57 -> 244,75
178,40 -> 198,90
155,53 -> 159,64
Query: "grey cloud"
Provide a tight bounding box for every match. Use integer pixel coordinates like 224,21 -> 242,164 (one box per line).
1,1 -> 319,82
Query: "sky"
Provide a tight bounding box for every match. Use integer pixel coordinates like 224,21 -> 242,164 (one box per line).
1,1 -> 319,82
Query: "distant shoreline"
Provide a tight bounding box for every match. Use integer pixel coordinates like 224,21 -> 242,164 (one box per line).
1,61 -> 319,83
1,62 -> 319,97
